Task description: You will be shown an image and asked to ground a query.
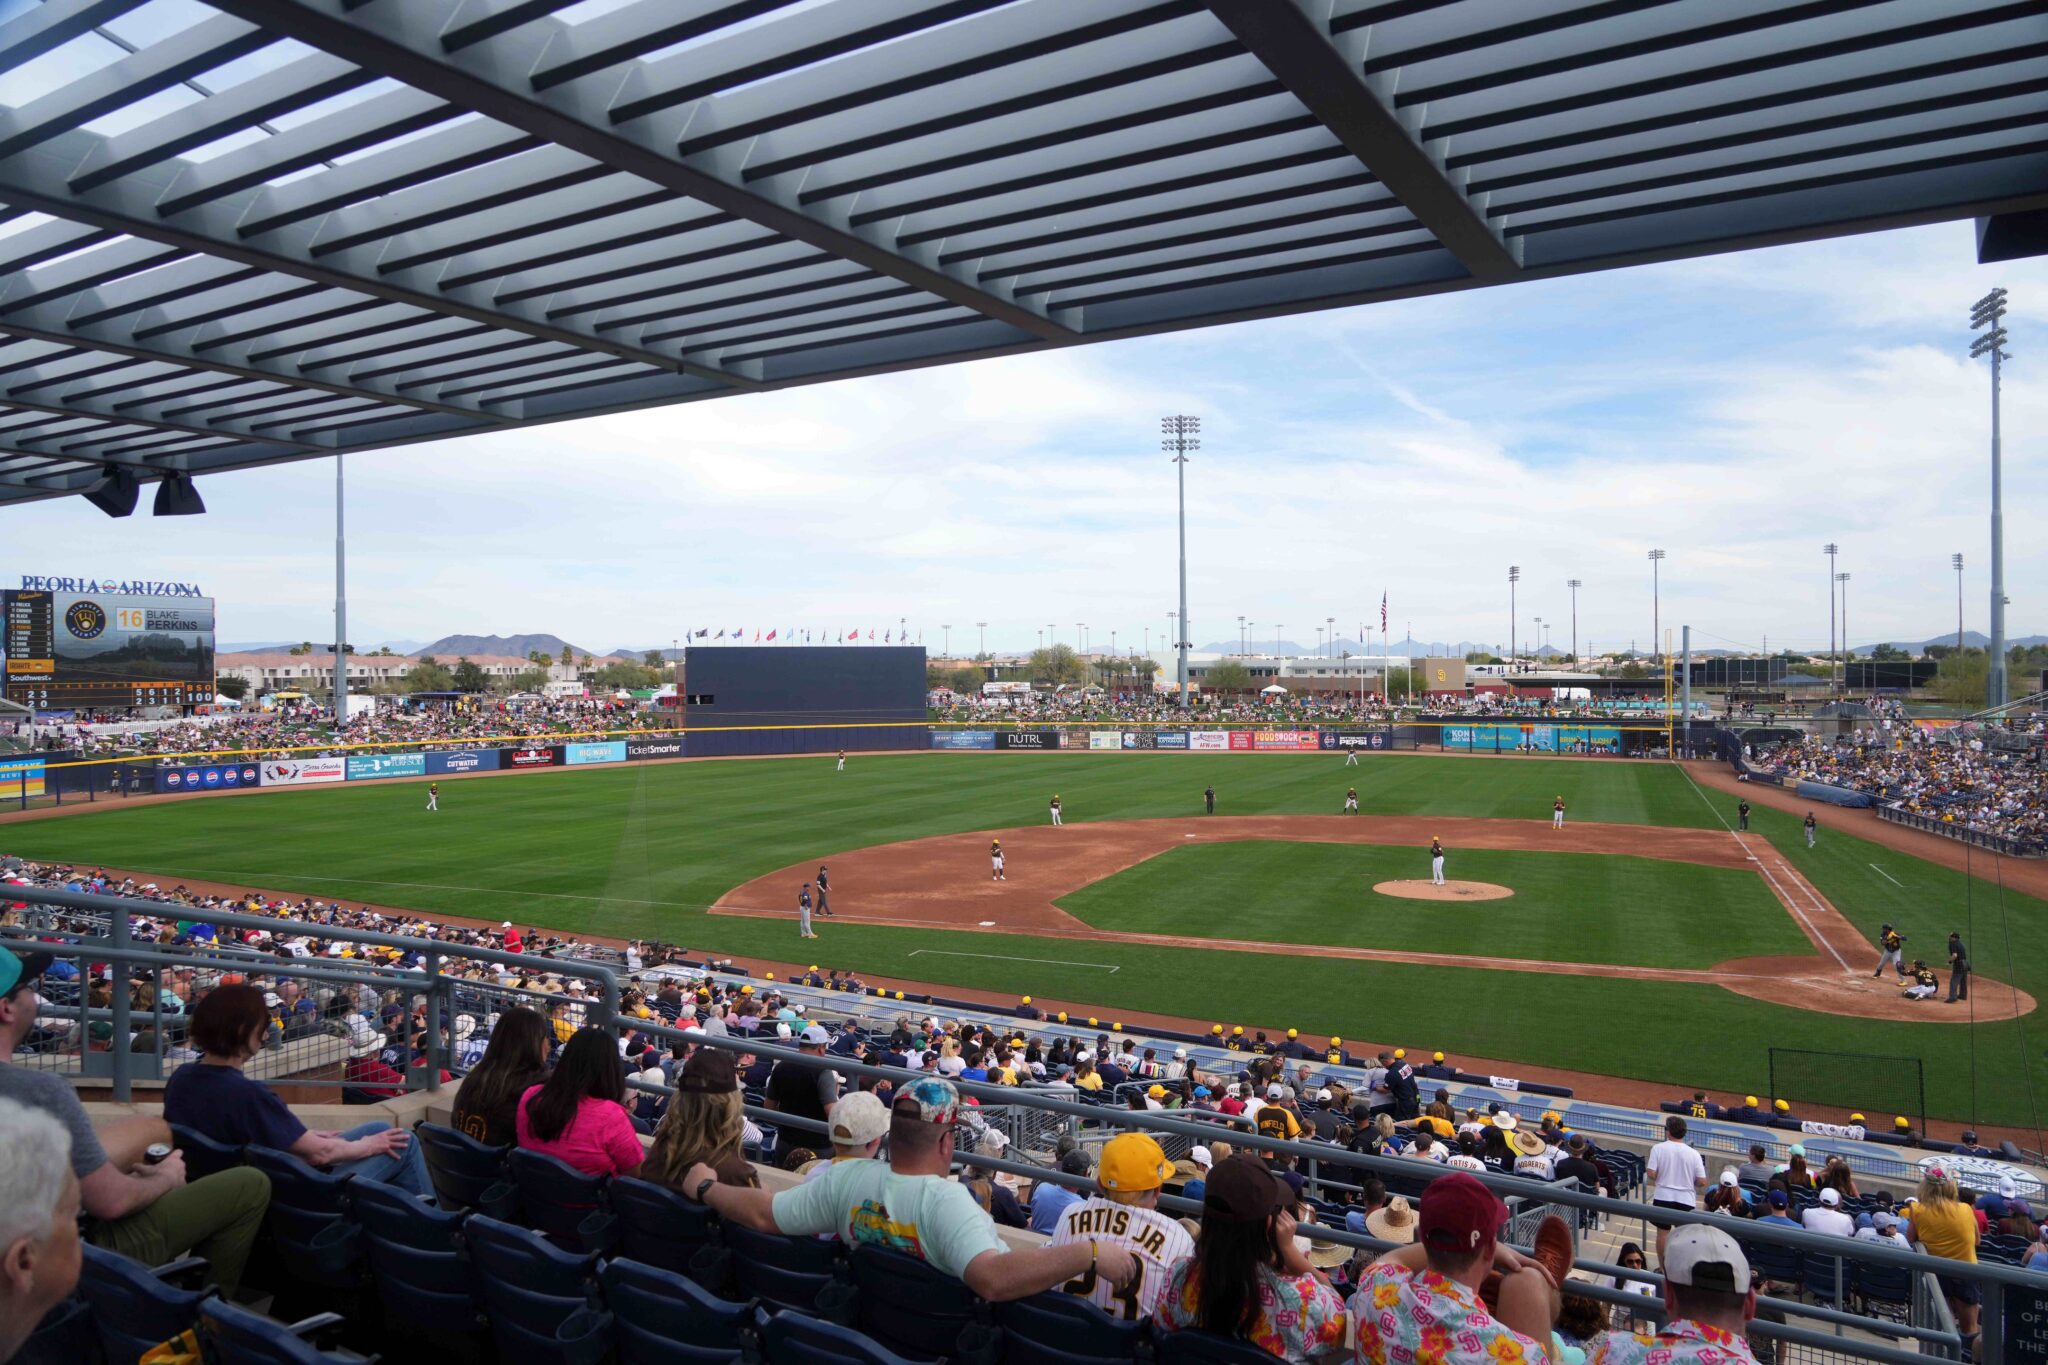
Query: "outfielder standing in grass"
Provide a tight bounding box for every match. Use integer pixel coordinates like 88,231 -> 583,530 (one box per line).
426,782 -> 439,812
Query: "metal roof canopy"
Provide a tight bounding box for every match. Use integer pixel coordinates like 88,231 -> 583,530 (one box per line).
0,0 -> 2044,509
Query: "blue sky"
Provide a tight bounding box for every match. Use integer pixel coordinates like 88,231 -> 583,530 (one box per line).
8,219 -> 2043,657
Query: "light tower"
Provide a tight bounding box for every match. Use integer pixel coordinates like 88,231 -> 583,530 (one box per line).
1162,414 -> 1200,708
1836,572 -> 1852,693
1567,579 -> 1582,666
1508,566 -> 1520,665
1823,543 -> 1839,692
1952,556 -> 1965,655
1970,288 -> 2010,706
976,622 -> 987,658
1647,549 -> 1666,662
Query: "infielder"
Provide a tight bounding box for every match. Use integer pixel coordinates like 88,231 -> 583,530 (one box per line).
1050,794 -> 1063,827
1203,784 -> 1215,814
815,864 -> 833,917
1048,1132 -> 1193,1320
1874,923 -> 1907,977
425,782 -> 439,812
1552,795 -> 1565,829
798,884 -> 817,939
1429,837 -> 1446,886
1344,746 -> 1360,766
990,838 -> 1006,882
1343,786 -> 1358,814
1803,811 -> 1818,847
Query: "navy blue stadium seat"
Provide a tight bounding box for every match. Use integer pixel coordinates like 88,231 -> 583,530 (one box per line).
599,1257 -> 755,1365
846,1243 -> 982,1360
15,1295 -> 94,1365
414,1121 -> 509,1213
199,1298 -> 365,1365
170,1121 -> 243,1181
1155,1327 -> 1289,1364
244,1146 -> 364,1292
609,1175 -> 721,1277
463,1214 -> 603,1365
724,1221 -> 844,1314
506,1147 -> 615,1251
991,1289 -> 1153,1364
1856,1259 -> 1913,1319
759,1310 -> 925,1365
349,1176 -> 484,1349
1742,1238 -> 1802,1290
76,1243 -> 214,1365
1802,1251 -> 1851,1305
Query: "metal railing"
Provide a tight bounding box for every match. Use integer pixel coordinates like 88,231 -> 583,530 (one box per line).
7,883 -> 2042,1365
1875,803 -> 2045,858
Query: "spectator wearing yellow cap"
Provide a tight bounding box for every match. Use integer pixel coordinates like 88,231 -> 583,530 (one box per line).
1047,1133 -> 1195,1320
1725,1096 -> 1767,1125
1015,995 -> 1041,1021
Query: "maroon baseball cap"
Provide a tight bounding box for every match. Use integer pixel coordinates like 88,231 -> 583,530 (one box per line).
1420,1171 -> 1508,1255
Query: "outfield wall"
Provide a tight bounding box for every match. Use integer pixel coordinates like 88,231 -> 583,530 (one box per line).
681,645 -> 925,757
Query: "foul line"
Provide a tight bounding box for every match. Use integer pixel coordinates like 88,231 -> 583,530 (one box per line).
1676,766 -> 1854,975
1870,863 -> 1905,888
909,949 -> 1119,973
103,868 -> 692,909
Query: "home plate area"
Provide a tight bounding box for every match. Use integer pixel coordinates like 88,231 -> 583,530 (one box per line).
1373,879 -> 1515,902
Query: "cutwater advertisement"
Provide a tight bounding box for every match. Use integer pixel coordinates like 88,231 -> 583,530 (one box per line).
427,748 -> 500,775
346,752 -> 427,780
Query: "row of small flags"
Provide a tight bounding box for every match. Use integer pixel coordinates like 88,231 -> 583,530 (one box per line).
684,628 -> 923,644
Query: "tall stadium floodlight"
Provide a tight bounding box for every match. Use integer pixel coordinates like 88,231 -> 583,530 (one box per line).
1647,550 -> 1666,664
1237,615 -> 1246,658
1275,623 -> 1284,656
1836,573 -> 1852,691
942,625 -> 951,657
1162,415 -> 1200,708
1508,566 -> 1520,666
1326,616 -> 1336,658
1567,580 -> 1583,666
1970,288 -> 2010,707
1823,543 -> 1839,691
334,456 -> 347,723
977,623 -> 987,659
1952,556 -> 1965,654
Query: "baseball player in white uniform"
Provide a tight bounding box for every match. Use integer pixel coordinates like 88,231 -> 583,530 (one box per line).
798,884 -> 817,939
990,839 -> 1006,881
1552,796 -> 1565,829
1049,795 -> 1063,827
1344,746 -> 1360,766
1049,1133 -> 1194,1321
1430,837 -> 1446,886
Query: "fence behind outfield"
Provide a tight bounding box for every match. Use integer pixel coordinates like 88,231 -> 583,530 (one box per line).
10,880 -> 2043,1365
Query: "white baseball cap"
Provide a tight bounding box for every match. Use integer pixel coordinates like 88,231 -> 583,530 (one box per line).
1190,1145 -> 1213,1169
1662,1225 -> 1751,1292
829,1092 -> 891,1147
1819,1187 -> 1841,1207
2000,1176 -> 2019,1198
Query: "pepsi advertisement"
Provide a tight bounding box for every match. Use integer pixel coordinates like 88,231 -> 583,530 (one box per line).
159,761 -> 260,793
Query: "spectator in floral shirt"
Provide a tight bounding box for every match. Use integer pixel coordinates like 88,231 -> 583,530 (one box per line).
1352,1171 -> 1573,1365
1585,1225 -> 1759,1365
1156,1154 -> 1347,1362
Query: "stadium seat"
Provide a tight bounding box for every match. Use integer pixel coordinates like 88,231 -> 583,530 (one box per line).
724,1221 -> 844,1314
462,1215 -> 603,1365
14,1295 -> 94,1365
598,1257 -> 756,1365
243,1146 -> 364,1291
414,1121 -> 510,1213
758,1310 -> 925,1365
199,1298 -> 366,1365
171,1121 -> 244,1180
76,1243 -> 214,1365
1155,1327 -> 1290,1363
349,1176 -> 485,1349
608,1175 -> 721,1277
506,1147 -> 616,1251
846,1243 -> 983,1360
990,1289 -> 1152,1364
1855,1259 -> 1913,1320
1803,1251 -> 1851,1306
1743,1238 -> 1803,1291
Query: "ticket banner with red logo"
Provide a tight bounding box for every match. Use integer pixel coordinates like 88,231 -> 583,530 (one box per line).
1252,730 -> 1320,751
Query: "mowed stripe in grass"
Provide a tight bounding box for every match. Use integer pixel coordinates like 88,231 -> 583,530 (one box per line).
1055,841 -> 1805,969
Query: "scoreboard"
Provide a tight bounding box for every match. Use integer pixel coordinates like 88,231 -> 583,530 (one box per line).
2,589 -> 215,709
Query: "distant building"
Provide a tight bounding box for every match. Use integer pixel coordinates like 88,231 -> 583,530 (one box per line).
216,651 -> 626,694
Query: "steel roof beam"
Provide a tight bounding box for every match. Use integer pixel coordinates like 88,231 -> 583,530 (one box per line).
0,0 -> 150,79
1203,0 -> 1520,279
204,0 -> 1078,341
0,131 -> 758,389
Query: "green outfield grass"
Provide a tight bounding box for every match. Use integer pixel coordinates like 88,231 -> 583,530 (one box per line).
1056,841 -> 1803,968
5,752 -> 2043,1128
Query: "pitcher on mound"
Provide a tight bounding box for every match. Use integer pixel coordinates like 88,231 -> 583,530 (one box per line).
1429,837 -> 1446,886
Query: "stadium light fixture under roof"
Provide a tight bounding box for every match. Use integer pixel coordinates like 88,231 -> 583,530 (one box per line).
2,0 -> 2047,510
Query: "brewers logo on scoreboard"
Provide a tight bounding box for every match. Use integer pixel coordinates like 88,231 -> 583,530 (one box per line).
64,599 -> 108,639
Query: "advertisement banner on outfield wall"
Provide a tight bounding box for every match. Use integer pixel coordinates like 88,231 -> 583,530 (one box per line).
1120,731 -> 1158,749
1088,730 -> 1122,750
503,745 -> 562,768
1554,726 -> 1622,755
158,762 -> 260,793
347,752 -> 426,781
1228,731 -> 1254,751
1189,731 -> 1230,751
1154,731 -> 1189,749
625,737 -> 684,760
260,757 -> 346,786
995,731 -> 1061,750
0,756 -> 46,798
1321,731 -> 1391,750
1252,730 -> 1319,751
564,741 -> 628,766
931,731 -> 996,750
427,748 -> 500,775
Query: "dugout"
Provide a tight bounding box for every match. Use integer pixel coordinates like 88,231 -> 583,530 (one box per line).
679,646 -> 925,757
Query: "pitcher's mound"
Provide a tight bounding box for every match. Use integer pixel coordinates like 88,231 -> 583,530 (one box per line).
1374,879 -> 1514,902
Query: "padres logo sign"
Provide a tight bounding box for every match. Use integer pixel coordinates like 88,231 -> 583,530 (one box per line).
64,599 -> 107,639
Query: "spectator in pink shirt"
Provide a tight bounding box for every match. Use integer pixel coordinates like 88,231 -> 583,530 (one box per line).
515,1028 -> 643,1178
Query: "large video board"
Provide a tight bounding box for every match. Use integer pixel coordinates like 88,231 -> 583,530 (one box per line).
3,589 -> 215,708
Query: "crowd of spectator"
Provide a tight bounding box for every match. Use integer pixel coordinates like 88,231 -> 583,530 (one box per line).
1748,723 -> 2048,844
930,688 -> 1690,725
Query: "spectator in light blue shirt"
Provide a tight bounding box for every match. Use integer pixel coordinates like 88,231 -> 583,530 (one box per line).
1030,1149 -> 1094,1235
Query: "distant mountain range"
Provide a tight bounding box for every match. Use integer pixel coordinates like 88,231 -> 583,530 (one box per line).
1850,631 -> 2047,655
416,633 -> 600,659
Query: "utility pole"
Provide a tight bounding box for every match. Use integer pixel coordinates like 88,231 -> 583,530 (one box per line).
1970,288 -> 2010,707
976,622 -> 987,659
1162,414 -> 1199,708
1837,573 -> 1852,694
333,455 -> 347,725
1823,542 -> 1839,693
1508,566 -> 1520,667
1952,555 -> 1965,655
1567,579 -> 1582,667
1647,549 -> 1665,664
1237,614 -> 1245,658
1326,615 -> 1335,658
941,624 -> 951,658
